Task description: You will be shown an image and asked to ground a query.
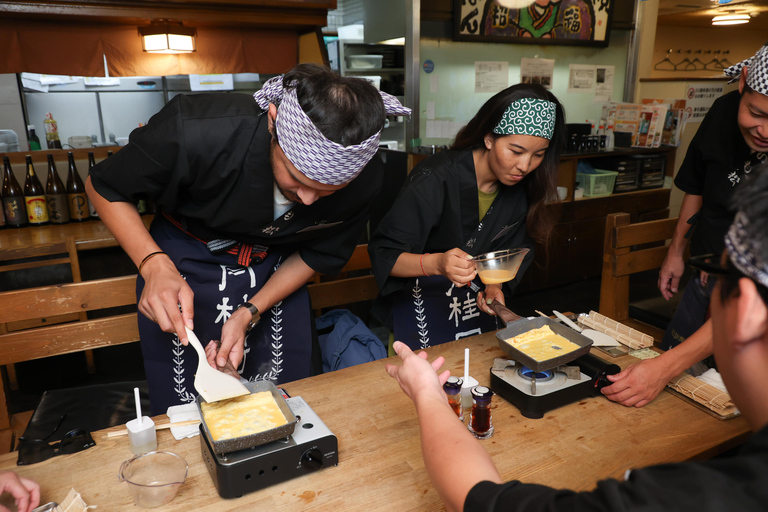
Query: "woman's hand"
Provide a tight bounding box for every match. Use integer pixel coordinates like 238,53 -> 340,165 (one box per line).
0,471 -> 40,512
476,284 -> 504,315
435,248 -> 476,287
138,254 -> 195,344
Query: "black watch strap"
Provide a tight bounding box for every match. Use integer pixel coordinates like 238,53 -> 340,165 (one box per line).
236,302 -> 260,334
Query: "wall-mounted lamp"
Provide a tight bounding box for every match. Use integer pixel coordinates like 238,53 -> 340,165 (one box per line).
712,13 -> 750,25
139,21 -> 197,53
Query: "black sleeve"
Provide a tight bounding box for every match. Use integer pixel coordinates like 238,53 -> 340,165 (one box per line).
88,95 -> 192,211
368,167 -> 446,297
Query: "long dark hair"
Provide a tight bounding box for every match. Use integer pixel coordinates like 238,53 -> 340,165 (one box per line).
283,64 -> 386,146
452,83 -> 566,245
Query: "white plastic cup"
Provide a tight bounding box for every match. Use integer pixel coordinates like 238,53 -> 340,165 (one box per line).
557,187 -> 568,201
127,417 -> 157,455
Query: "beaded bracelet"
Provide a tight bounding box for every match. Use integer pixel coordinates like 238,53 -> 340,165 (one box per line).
138,251 -> 166,274
420,253 -> 429,276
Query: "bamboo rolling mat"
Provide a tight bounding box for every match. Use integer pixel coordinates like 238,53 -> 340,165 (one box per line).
581,311 -> 654,349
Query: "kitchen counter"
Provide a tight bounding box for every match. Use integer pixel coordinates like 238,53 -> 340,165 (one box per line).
0,331 -> 750,511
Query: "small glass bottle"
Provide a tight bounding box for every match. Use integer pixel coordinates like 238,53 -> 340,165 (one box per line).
443,376 -> 464,421
468,386 -> 494,439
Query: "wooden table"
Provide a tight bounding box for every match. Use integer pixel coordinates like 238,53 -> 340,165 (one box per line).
0,216 -> 153,255
0,334 -> 750,511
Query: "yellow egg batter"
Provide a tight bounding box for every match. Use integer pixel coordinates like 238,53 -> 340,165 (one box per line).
201,391 -> 288,441
505,325 -> 580,362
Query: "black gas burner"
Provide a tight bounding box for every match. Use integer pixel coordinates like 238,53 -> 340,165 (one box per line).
490,353 -> 620,419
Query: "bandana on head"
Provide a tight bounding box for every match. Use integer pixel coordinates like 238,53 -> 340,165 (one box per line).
725,211 -> 768,289
724,43 -> 768,96
492,97 -> 557,140
254,75 -> 411,186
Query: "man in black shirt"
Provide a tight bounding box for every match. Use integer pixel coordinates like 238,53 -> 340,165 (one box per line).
87,64 -> 410,413
385,166 -> 768,512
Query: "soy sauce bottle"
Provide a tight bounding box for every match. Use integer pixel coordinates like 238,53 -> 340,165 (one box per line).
66,152 -> 89,222
2,157 -> 27,227
45,154 -> 70,224
467,386 -> 494,439
23,155 -> 49,226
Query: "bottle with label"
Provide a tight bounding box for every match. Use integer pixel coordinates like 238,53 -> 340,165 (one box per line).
87,152 -> 99,218
23,155 -> 49,226
2,157 -> 27,228
28,125 -> 41,151
45,154 -> 70,224
44,113 -> 62,150
66,152 -> 90,222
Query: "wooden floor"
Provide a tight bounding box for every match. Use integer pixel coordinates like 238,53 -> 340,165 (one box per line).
0,411 -> 33,455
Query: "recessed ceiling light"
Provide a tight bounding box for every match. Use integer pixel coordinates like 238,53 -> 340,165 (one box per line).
712,13 -> 750,25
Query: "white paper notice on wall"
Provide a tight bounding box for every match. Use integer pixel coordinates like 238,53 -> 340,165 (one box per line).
684,82 -> 725,123
475,61 -> 509,94
426,120 -> 463,139
190,74 -> 234,91
567,64 -> 596,93
520,58 -> 554,90
594,65 -> 615,103
430,74 -> 439,94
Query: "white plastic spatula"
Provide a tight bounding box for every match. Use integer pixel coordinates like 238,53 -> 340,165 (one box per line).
184,327 -> 250,403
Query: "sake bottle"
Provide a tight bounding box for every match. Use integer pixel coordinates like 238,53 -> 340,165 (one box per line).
45,154 -> 70,224
66,152 -> 89,222
87,152 -> 99,219
2,157 -> 27,227
23,155 -> 49,226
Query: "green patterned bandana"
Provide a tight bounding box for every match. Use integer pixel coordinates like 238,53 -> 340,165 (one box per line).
492,98 -> 556,140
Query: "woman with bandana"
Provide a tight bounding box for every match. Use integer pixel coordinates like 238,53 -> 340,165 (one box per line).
86,64 -> 410,414
602,43 -> 768,408
369,84 -> 565,350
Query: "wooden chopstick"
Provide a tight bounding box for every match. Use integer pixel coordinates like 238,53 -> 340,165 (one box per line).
534,310 -> 551,318
103,419 -> 201,439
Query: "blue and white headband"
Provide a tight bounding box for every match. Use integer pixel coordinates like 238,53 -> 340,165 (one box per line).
724,43 -> 768,96
254,75 -> 411,186
492,98 -> 557,140
725,211 -> 768,289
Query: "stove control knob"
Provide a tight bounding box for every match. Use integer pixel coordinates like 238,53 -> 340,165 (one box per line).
301,449 -> 324,471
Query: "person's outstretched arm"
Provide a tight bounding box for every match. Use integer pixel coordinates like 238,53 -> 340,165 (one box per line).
385,341 -> 502,512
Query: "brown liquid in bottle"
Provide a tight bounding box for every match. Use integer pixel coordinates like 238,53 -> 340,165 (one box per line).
46,154 -> 70,224
66,152 -> 89,222
2,157 -> 27,227
24,155 -> 49,225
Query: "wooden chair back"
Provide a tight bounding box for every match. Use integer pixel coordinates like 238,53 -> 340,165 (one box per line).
0,275 -> 139,429
307,244 -> 378,313
599,212 -> 678,341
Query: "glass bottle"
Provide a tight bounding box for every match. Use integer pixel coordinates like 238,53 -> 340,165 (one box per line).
0,184 -> 5,229
24,155 -> 49,226
45,154 -> 70,224
87,152 -> 99,218
66,152 -> 89,222
28,125 -> 41,151
467,386 -> 494,439
44,113 -> 62,150
2,157 -> 27,228
443,376 -> 464,421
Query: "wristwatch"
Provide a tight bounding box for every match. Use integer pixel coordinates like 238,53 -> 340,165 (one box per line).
235,302 -> 260,334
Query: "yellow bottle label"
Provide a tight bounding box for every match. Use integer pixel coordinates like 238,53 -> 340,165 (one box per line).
26,195 -> 49,223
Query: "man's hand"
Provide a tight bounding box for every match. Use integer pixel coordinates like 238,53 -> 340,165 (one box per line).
436,248 -> 476,288
658,253 -> 686,301
0,471 -> 40,512
138,254 -> 195,345
601,359 -> 669,407
385,341 -> 450,404
213,307 -> 251,369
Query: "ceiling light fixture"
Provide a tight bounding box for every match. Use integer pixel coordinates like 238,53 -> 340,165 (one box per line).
711,13 -> 750,25
139,21 -> 197,53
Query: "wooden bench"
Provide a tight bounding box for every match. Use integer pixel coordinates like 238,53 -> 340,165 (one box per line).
599,212 -> 678,343
0,275 -> 139,429
307,244 -> 378,313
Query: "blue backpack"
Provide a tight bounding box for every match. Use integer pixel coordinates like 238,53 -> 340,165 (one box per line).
316,309 -> 388,372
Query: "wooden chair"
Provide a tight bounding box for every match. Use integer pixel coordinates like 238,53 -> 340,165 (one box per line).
307,244 -> 378,313
0,275 -> 139,429
0,237 -> 97,390
599,212 -> 678,343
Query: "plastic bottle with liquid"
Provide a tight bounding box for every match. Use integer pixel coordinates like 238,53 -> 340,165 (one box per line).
45,154 -> 70,224
66,152 -> 90,222
27,125 -> 41,151
43,113 -> 62,150
2,157 -> 27,228
23,155 -> 49,226
87,152 -> 99,218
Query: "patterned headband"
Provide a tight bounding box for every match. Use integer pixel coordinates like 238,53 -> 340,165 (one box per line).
724,43 -> 768,96
725,211 -> 768,289
492,98 -> 557,140
254,75 -> 411,185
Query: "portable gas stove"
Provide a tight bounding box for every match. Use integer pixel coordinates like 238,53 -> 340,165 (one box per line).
200,396 -> 338,499
490,353 -> 620,419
